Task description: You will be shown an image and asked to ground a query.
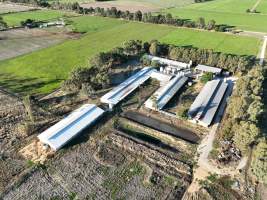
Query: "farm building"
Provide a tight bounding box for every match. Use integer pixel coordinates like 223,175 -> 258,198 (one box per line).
150,71 -> 173,86
101,67 -> 156,109
145,75 -> 188,110
195,64 -> 222,75
188,79 -> 228,127
38,104 -> 104,151
145,55 -> 191,70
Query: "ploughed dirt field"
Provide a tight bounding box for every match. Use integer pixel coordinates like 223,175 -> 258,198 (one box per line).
0,27 -> 77,61
81,1 -> 160,12
0,77 -> 197,199
0,2 -> 36,14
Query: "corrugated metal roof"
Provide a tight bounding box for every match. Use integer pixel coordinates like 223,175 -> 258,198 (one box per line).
145,75 -> 188,110
200,82 -> 228,126
188,80 -> 220,118
146,55 -> 189,69
38,104 -> 104,151
188,80 -> 228,127
196,64 -> 222,74
101,67 -> 155,105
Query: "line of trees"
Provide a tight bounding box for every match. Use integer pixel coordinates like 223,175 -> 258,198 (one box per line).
217,65 -> 266,184
62,40 -> 144,93
3,0 -> 230,32
63,40 -> 256,94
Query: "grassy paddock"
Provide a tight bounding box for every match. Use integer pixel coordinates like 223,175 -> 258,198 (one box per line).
163,0 -> 267,32
1,9 -> 76,26
0,16 -> 260,95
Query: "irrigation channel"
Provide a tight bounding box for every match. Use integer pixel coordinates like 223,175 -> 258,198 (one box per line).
121,111 -> 200,144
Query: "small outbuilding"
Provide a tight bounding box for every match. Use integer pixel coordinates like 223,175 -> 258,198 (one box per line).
195,64 -> 222,75
38,104 -> 104,151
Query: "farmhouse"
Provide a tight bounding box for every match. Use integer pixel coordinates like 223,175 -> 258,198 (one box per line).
101,67 -> 156,109
145,75 -> 188,110
38,104 -> 104,151
188,79 -> 228,127
195,64 -> 222,75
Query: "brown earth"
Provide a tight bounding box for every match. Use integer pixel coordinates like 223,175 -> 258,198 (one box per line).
0,27 -> 79,61
81,1 -> 160,13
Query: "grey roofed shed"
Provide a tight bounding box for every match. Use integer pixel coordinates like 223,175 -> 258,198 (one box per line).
195,64 -> 222,74
188,79 -> 228,127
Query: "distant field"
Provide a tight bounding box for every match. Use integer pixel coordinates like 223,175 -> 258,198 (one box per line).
0,2 -> 36,14
51,0 -> 194,8
0,16 -> 260,95
256,0 -> 267,14
0,28 -> 70,61
163,0 -> 267,32
1,10 -> 75,26
81,1 -> 160,13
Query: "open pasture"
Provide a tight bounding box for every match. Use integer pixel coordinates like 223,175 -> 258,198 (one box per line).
0,16 -> 260,95
1,9 -> 74,26
256,0 -> 267,14
0,2 -> 36,14
163,0 -> 267,32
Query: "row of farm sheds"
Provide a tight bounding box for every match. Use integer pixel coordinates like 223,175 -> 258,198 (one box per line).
38,55 -> 227,151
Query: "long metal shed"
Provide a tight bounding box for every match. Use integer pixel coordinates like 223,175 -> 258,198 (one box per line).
101,67 -> 155,109
188,80 -> 228,127
38,104 -> 104,151
200,82 -> 228,126
145,75 -> 188,110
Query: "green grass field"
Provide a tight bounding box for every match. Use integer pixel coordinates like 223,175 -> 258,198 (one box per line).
0,15 -> 260,95
1,10 -> 75,26
256,0 -> 267,14
163,0 -> 267,32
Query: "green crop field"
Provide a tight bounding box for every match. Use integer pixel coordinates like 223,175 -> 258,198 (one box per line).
163,0 -> 267,32
1,10 -> 75,26
256,0 -> 267,14
0,15 -> 260,95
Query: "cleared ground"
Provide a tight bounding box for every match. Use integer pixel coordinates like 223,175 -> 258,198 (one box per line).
0,15 -> 260,95
0,2 -> 36,14
1,10 -> 75,26
0,28 -> 73,61
56,0 -> 194,8
81,1 -> 160,13
163,0 -> 267,32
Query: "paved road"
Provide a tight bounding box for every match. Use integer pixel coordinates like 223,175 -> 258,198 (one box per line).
259,36 -> 267,65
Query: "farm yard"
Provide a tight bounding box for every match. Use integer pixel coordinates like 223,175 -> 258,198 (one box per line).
0,2 -> 36,14
0,15 -> 261,95
0,27 -> 74,61
163,0 -> 267,32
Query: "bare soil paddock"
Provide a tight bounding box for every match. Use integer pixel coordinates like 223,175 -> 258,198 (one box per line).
81,0 -> 160,13
0,3 -> 36,14
0,28 -> 74,61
